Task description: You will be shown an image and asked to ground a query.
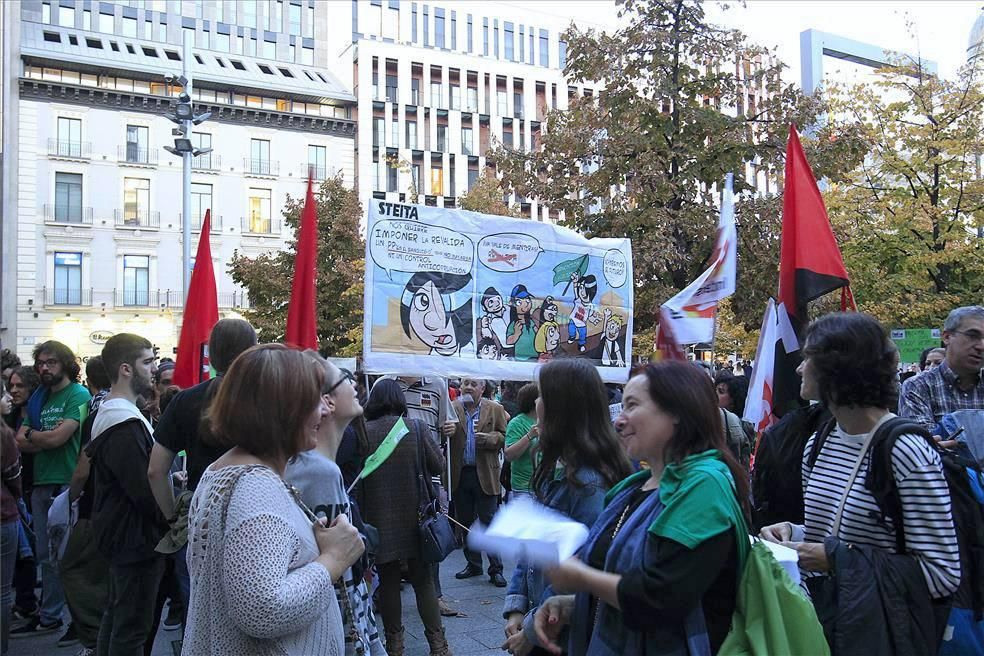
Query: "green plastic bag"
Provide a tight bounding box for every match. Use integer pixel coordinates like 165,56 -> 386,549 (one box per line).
719,539 -> 830,656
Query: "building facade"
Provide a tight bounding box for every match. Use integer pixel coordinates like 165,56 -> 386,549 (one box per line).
2,0 -> 355,361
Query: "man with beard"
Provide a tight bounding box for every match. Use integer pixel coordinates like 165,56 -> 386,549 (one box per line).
12,341 -> 90,640
85,334 -> 168,654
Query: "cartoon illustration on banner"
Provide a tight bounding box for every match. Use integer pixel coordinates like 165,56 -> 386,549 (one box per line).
363,202 -> 634,382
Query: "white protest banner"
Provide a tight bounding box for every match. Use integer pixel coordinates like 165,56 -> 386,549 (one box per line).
363,202 -> 634,383
660,173 -> 737,345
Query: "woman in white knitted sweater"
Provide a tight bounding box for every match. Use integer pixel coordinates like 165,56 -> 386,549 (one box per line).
182,344 -> 365,655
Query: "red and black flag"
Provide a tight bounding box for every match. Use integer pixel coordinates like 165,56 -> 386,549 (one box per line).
772,124 -> 854,416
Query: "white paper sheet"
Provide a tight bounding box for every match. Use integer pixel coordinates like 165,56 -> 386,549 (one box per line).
753,537 -> 801,585
467,497 -> 589,567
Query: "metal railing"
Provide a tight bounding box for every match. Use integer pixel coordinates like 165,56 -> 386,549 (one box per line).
299,164 -> 329,180
243,158 -> 278,176
43,204 -> 93,224
240,216 -> 281,235
191,152 -> 221,171
43,287 -> 93,307
177,214 -> 224,231
114,209 -> 161,229
114,289 -> 162,308
118,145 -> 158,165
217,291 -> 252,309
47,139 -> 91,159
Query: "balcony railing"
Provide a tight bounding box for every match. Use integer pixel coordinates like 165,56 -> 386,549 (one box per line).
191,152 -> 222,171
299,164 -> 330,180
114,209 -> 161,229
243,158 -> 278,176
47,139 -> 91,159
241,216 -> 281,235
114,289 -> 163,308
43,287 -> 93,307
178,214 -> 224,231
43,204 -> 93,225
118,145 -> 158,165
217,291 -> 252,309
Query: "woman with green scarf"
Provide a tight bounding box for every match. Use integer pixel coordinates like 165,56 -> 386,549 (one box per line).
534,361 -> 751,655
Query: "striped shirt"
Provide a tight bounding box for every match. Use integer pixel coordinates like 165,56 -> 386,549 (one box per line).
798,416 -> 961,598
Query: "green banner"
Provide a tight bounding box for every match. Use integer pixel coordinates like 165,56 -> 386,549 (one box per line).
552,254 -> 589,287
356,417 -> 410,483
890,328 -> 942,364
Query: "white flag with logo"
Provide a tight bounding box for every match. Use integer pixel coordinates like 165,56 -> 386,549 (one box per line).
743,298 -> 778,433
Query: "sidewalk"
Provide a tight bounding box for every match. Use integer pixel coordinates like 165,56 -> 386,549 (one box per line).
8,548 -> 514,656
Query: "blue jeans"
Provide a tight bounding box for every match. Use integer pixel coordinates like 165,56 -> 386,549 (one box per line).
31,485 -> 66,624
2,519 -> 19,655
568,323 -> 587,347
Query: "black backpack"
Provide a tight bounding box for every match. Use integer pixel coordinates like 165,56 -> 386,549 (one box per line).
807,416 -> 984,620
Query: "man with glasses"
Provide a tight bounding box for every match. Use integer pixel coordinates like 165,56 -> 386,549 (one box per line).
900,306 -> 984,445
12,341 -> 91,642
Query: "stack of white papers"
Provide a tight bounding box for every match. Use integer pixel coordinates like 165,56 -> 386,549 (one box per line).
754,537 -> 801,585
467,497 -> 590,567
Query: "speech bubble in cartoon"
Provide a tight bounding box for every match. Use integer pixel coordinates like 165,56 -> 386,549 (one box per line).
477,233 -> 544,272
370,219 -> 474,279
603,249 -> 628,288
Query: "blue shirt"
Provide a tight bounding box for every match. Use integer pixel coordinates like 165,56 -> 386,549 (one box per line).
463,403 -> 481,466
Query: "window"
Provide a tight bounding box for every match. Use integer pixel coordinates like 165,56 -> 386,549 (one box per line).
123,255 -> 150,306
430,167 -> 444,195
217,32 -> 229,50
55,173 -> 83,222
436,125 -> 448,152
289,43 -> 295,60
504,22 -> 514,61
529,29 -> 534,64
125,125 -> 149,163
83,10 -> 91,30
514,92 -> 523,118
423,5 -> 429,46
242,1 -> 257,28
122,16 -> 137,37
461,128 -> 473,155
467,168 -> 479,190
430,82 -> 442,107
519,25 -> 524,62
123,178 -> 150,225
387,162 -> 398,192
373,118 -> 384,147
390,120 -> 399,147
160,22 -> 168,41
191,132 -> 213,169
190,183 -> 212,225
412,3 -> 418,42
385,74 -> 398,103
467,14 -> 473,52
412,164 -> 422,194
301,46 -> 313,65
247,188 -> 272,233
308,145 -> 327,179
289,3 -> 301,35
497,90 -> 508,115
451,11 -> 456,50
56,117 -> 82,157
58,6 -> 74,27
411,78 -> 420,105
270,0 -> 282,31
406,121 -> 418,149
99,11 -> 113,33
467,87 -> 478,112
53,252 -> 83,305
43,3 -> 51,23
559,39 -> 568,69
449,85 -> 460,110
494,20 -> 499,58
249,139 -> 271,174
144,19 -> 152,39
435,9 -> 445,48
263,39 -> 276,59
304,5 -> 313,38
539,29 -> 548,67
502,128 -> 513,149
483,18 -> 488,55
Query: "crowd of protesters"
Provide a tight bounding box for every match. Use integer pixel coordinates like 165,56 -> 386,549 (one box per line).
0,303 -> 981,655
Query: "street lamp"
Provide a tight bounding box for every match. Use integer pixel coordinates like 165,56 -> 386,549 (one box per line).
163,38 -> 211,301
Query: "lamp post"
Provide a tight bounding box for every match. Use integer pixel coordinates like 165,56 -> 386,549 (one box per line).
163,34 -> 211,300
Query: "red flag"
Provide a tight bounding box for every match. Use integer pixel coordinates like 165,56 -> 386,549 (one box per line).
285,176 -> 319,350
173,210 -> 219,388
778,124 -> 851,321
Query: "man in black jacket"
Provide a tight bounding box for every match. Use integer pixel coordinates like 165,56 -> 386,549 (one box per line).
85,333 -> 167,655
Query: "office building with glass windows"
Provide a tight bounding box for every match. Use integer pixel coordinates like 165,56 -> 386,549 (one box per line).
0,0 -> 355,360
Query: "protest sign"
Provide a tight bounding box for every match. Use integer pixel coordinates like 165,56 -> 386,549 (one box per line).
363,202 -> 634,382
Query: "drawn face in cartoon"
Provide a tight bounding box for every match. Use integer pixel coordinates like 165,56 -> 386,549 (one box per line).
483,295 -> 504,316
515,297 -> 533,315
408,281 -> 458,354
543,304 -> 558,322
576,281 -> 591,304
606,317 -> 621,341
477,340 -> 501,360
545,324 -> 561,351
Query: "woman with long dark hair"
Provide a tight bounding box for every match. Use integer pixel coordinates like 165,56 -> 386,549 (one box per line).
534,361 -> 750,655
502,359 -> 633,655
506,285 -> 538,361
360,379 -> 449,656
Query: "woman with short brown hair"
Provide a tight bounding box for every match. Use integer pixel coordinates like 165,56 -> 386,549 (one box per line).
183,344 -> 365,656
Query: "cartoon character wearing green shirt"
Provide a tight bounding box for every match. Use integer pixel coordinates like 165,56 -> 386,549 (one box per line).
506,284 -> 538,362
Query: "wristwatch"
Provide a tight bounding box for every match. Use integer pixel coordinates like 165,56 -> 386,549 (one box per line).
24,428 -> 33,442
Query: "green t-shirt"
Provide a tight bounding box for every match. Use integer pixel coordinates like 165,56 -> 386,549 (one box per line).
27,382 -> 91,485
507,321 -> 538,361
505,413 -> 537,492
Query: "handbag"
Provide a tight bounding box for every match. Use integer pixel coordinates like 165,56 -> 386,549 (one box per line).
414,418 -> 456,564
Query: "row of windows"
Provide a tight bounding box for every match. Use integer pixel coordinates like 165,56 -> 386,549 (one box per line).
25,66 -> 350,119
41,0 -> 315,43
51,252 -> 150,306
370,118 -> 528,154
370,159 -> 480,198
372,78 -> 529,118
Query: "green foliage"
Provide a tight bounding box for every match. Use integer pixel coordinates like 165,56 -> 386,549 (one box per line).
228,176 -> 365,356
490,0 -> 867,334
457,170 -> 523,217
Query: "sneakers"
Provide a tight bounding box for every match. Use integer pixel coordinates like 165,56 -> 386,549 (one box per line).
10,617 -> 64,638
10,605 -> 39,622
162,602 -> 183,631
57,623 -> 80,647
74,648 -> 96,656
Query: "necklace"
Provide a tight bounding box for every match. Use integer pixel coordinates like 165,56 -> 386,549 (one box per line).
592,501 -> 634,628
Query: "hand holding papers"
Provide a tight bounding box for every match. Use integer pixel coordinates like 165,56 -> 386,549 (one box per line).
467,497 -> 589,568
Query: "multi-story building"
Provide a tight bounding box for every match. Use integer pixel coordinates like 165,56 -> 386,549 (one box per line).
322,0 -> 617,221
1,0 -> 355,361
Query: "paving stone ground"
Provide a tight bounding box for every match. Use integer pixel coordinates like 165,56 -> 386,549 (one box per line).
8,547 -> 515,656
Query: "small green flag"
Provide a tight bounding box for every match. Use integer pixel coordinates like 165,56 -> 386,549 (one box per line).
552,254 -> 589,287
353,418 -> 410,485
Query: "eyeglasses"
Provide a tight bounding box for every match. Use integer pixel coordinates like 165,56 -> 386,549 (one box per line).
952,330 -> 984,343
324,371 -> 355,396
38,358 -> 60,369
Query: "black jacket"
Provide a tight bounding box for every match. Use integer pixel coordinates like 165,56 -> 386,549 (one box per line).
85,417 -> 167,565
811,537 -> 944,656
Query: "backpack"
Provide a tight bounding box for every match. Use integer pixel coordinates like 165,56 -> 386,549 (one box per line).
807,416 -> 984,623
722,409 -> 751,473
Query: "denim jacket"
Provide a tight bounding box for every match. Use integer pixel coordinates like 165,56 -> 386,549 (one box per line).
501,466 -> 610,646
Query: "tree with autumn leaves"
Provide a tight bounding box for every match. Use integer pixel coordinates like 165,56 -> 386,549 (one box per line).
229,175 -> 365,356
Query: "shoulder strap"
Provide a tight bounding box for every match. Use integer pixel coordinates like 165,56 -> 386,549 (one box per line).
721,408 -> 733,444
412,419 -> 434,504
806,417 -> 837,470
830,414 -> 895,537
